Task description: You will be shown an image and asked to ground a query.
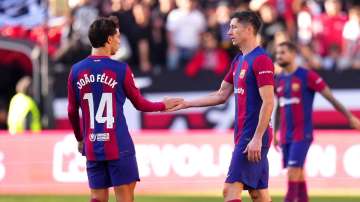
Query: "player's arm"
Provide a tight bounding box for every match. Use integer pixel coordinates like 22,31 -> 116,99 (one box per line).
67,70 -> 82,142
244,55 -> 275,162
308,70 -> 360,130
273,100 -> 281,150
244,85 -> 274,162
167,80 -> 233,111
168,55 -> 237,112
320,87 -> 360,130
123,66 -> 182,112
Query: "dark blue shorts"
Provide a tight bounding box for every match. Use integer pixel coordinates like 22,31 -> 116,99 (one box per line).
225,146 -> 269,190
86,155 -> 140,189
282,140 -> 312,168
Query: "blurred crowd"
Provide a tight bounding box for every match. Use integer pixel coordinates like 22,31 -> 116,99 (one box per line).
1,0 -> 360,75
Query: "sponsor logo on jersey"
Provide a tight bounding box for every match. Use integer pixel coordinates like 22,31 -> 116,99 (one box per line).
234,88 -> 245,95
89,133 -> 110,142
279,97 -> 300,106
258,70 -> 273,75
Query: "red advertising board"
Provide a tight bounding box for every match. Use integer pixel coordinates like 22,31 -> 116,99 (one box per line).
0,130 -> 360,195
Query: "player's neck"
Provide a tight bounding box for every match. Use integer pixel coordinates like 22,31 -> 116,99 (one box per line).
239,40 -> 258,55
284,63 -> 297,74
91,47 -> 111,57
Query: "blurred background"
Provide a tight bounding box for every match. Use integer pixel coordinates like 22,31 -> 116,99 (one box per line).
0,0 -> 360,201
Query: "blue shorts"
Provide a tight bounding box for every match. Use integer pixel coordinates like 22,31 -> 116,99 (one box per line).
225,146 -> 269,190
86,155 -> 140,189
282,140 -> 312,168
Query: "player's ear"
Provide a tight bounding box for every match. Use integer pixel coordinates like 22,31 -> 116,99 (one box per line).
106,35 -> 112,45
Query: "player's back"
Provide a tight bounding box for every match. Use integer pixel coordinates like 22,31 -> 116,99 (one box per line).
69,56 -> 134,161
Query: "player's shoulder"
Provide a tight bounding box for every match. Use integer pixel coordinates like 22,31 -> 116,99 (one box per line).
105,58 -> 128,69
254,47 -> 272,60
72,57 -> 89,70
247,47 -> 272,64
297,66 -> 314,76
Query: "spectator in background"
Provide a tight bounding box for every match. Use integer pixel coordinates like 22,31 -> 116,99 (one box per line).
297,44 -> 322,69
342,4 -> 360,69
185,29 -> 230,77
132,2 -> 153,73
166,0 -> 206,70
7,76 -> 41,134
109,16 -> 132,62
149,10 -> 168,74
112,0 -> 153,73
322,44 -> 342,70
250,0 -> 302,39
53,0 -> 98,63
214,1 -> 234,56
312,0 -> 348,57
147,0 -> 175,74
259,2 -> 286,53
72,0 -> 99,47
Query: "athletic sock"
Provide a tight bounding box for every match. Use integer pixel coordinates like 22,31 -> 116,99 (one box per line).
284,181 -> 299,202
227,200 -> 242,202
298,181 -> 309,202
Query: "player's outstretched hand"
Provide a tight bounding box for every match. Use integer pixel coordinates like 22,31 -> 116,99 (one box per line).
349,115 -> 360,130
243,138 -> 262,163
165,99 -> 190,112
163,97 -> 184,111
78,141 -> 84,153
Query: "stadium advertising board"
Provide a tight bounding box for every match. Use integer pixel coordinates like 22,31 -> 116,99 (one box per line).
0,130 -> 360,195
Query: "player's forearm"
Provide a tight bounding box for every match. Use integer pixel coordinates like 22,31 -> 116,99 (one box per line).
329,97 -> 352,119
132,97 -> 165,112
68,110 -> 82,141
187,92 -> 227,108
253,99 -> 274,140
322,88 -> 352,119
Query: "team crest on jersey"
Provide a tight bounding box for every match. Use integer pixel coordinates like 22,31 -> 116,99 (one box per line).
292,83 -> 300,92
239,69 -> 246,79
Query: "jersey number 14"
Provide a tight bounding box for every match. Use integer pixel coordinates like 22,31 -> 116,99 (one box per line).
83,93 -> 115,129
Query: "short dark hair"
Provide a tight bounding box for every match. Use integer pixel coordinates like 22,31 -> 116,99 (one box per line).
88,16 -> 118,48
230,11 -> 262,34
278,41 -> 298,53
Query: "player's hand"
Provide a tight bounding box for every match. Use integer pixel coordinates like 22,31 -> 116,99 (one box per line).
349,115 -> 360,130
243,137 -> 262,162
273,133 -> 281,152
78,141 -> 84,153
163,97 -> 184,111
165,100 -> 190,112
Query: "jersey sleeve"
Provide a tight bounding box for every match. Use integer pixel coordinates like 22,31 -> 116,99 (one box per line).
67,69 -> 82,142
224,55 -> 238,84
307,70 -> 327,92
253,55 -> 275,87
123,66 -> 165,112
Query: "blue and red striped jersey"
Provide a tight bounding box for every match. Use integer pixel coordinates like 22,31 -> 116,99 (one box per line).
67,55 -> 165,161
275,67 -> 327,144
224,46 -> 275,148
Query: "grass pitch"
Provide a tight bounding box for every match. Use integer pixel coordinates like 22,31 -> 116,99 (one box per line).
1,195 -> 360,202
